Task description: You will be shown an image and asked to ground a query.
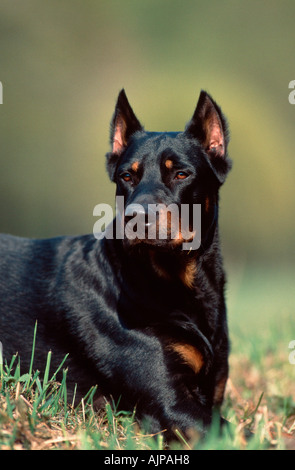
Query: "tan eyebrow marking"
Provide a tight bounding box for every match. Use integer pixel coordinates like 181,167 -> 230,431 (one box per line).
165,159 -> 173,169
131,161 -> 139,172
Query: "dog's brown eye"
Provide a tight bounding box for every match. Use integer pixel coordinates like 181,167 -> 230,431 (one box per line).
175,171 -> 188,180
121,172 -> 132,182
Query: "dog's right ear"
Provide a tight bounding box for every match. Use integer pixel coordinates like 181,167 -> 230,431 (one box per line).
106,89 -> 143,181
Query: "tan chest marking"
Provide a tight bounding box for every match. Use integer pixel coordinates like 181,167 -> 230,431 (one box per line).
170,343 -> 204,374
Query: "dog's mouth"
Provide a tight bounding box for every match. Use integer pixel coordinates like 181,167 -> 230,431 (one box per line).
121,203 -> 198,250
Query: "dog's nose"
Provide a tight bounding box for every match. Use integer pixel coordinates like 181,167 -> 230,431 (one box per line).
125,203 -> 146,217
124,203 -> 150,225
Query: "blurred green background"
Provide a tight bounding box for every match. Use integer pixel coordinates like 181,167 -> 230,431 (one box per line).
0,1 -> 294,338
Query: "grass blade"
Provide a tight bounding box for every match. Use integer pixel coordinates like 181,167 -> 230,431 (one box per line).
0,341 -> 3,388
43,350 -> 52,390
25,320 -> 38,390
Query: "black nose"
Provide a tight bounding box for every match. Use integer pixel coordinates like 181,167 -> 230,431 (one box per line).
124,203 -> 155,226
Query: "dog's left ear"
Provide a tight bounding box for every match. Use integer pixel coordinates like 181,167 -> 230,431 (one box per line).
106,89 -> 143,181
185,91 -> 231,183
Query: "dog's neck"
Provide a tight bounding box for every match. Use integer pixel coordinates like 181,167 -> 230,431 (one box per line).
148,249 -> 197,290
104,213 -> 221,291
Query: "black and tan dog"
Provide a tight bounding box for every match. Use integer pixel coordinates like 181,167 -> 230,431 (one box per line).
0,90 -> 232,439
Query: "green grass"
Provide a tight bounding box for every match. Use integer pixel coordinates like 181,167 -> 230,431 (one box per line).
0,351 -> 165,450
1,266 -> 295,450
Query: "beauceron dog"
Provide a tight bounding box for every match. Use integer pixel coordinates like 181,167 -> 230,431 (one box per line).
0,89 -> 232,440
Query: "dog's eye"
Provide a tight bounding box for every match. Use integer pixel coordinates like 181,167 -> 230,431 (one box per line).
121,172 -> 132,182
175,171 -> 188,180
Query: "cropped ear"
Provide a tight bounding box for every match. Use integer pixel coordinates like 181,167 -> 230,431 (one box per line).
185,91 -> 231,183
106,89 -> 143,181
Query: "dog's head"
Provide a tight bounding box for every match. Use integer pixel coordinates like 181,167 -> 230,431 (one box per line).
106,90 -> 232,251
